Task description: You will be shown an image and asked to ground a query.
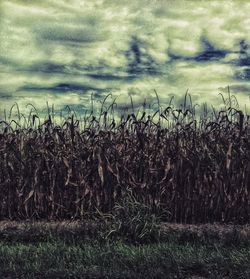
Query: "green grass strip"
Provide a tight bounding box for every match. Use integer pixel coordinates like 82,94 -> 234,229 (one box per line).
0,241 -> 249,278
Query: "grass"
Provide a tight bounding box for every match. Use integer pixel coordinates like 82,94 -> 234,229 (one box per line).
0,219 -> 249,278
0,220 -> 249,246
0,239 -> 250,278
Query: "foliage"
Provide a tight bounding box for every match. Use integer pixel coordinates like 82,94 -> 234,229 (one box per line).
98,191 -> 164,243
0,92 -> 250,223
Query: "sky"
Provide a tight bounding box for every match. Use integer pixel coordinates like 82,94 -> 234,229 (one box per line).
1,0 -> 250,116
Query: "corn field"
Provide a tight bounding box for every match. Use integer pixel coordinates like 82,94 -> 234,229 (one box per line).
0,98 -> 250,223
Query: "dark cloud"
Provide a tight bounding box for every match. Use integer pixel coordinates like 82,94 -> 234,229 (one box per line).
28,63 -> 67,74
169,36 -> 229,63
232,40 -> 250,67
85,73 -> 135,81
237,57 -> 250,67
0,95 -> 13,100
235,68 -> 250,81
194,37 -> 228,62
18,83 -> 113,94
125,36 -> 162,76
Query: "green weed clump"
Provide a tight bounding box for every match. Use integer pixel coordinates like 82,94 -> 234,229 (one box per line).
0,92 -> 250,223
97,192 -> 164,243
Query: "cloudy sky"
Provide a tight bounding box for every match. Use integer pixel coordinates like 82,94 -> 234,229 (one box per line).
1,0 -> 250,115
